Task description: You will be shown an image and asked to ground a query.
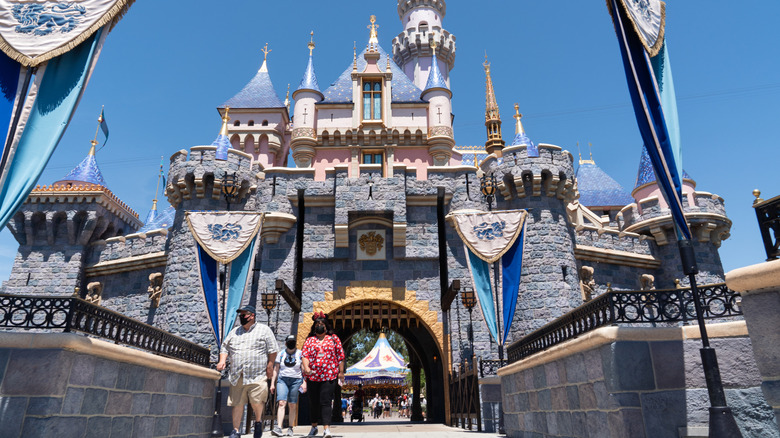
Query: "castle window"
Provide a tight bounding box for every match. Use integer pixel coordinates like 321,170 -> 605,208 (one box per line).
362,151 -> 383,165
248,120 -> 255,126
233,120 -> 240,126
362,80 -> 382,121
262,120 -> 268,126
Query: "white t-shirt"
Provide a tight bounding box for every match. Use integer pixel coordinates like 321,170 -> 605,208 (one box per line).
275,349 -> 303,379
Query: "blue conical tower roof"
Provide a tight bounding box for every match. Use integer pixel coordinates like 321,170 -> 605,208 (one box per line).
138,204 -> 175,233
295,36 -> 323,99
220,52 -> 285,109
213,108 -> 232,160
634,146 -> 692,189
577,160 -> 634,208
56,142 -> 106,186
421,43 -> 450,99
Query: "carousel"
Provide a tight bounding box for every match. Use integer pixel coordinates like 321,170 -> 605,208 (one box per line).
344,333 -> 409,398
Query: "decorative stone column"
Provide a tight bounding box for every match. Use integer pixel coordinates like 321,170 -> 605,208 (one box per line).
726,258 -> 780,427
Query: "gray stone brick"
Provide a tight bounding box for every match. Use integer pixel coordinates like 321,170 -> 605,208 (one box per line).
153,416 -> 170,437
608,409 -> 645,438
566,385 -> 580,410
133,416 -> 155,438
85,416 -> 112,438
62,388 -> 85,415
564,353 -> 588,384
578,383 -> 596,410
537,389 -> 551,411
550,386 -> 567,410
81,388 -> 108,415
131,393 -> 151,415
0,396 -> 27,436
22,416 -> 87,438
69,353 -> 96,386
0,348 -> 11,384
585,411 -> 608,438
26,396 -> 62,416
92,358 -> 119,388
649,340 -> 685,389
145,369 -> 167,392
111,416 -> 134,438
116,363 -> 147,391
1,349 -> 73,396
601,341 -> 655,392
105,391 -> 133,415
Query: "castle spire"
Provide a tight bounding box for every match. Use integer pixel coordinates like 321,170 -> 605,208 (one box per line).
421,36 -> 450,98
483,54 -> 504,155
213,106 -> 231,161
368,15 -> 379,48
295,31 -> 323,99
259,43 -> 271,72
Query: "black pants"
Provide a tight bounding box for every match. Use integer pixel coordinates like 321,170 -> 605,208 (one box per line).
307,379 -> 337,426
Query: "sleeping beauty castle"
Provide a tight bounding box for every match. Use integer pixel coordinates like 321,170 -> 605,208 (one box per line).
2,0 -> 753,433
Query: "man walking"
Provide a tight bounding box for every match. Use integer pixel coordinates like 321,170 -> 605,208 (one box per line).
217,305 -> 279,438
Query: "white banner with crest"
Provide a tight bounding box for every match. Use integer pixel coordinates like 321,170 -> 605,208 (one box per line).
0,0 -> 134,66
186,211 -> 263,264
450,210 -> 527,263
611,0 -> 665,57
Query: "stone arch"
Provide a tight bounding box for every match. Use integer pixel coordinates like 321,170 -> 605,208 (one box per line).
300,283 -> 447,423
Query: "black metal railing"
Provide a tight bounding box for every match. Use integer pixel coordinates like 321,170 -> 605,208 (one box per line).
0,294 -> 210,367
755,194 -> 780,261
506,283 -> 742,364
479,359 -> 506,377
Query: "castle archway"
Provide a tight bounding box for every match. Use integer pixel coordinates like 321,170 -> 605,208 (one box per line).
297,282 -> 449,423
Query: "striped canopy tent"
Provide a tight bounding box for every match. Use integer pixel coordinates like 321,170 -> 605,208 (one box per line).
344,333 -> 408,390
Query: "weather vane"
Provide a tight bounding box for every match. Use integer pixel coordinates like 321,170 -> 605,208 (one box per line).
261,43 -> 271,61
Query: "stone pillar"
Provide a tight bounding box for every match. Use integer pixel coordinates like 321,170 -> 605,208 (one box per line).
726,259 -> 780,428
410,357 -> 423,421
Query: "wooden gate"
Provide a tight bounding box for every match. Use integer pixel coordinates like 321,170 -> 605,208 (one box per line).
449,357 -> 481,431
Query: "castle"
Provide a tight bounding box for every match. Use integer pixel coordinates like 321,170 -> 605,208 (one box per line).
1,0 -> 732,424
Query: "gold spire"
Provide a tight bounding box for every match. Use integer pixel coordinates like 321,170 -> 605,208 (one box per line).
430,34 -> 438,57
89,106 -> 104,156
513,103 -> 526,135
152,156 -> 164,210
220,106 -> 231,137
353,41 -> 357,71
368,15 -> 379,46
259,43 -> 271,72
307,31 -> 315,56
483,54 -> 504,155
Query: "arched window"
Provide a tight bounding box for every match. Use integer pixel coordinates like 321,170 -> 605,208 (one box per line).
363,80 -> 382,121
248,120 -> 255,126
262,120 -> 269,126
233,120 -> 240,126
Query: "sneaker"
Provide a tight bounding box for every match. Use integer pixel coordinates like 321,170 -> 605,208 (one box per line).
323,429 -> 332,438
287,427 -> 294,436
271,426 -> 284,437
307,426 -> 318,436
229,430 -> 241,438
254,423 -> 263,438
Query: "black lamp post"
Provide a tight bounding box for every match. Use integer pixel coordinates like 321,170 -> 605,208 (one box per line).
461,287 -> 477,361
222,172 -> 239,211
261,290 -> 278,327
480,172 -> 504,363
212,172 -> 241,436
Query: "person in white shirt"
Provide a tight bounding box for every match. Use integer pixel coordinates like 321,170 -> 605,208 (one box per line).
217,305 -> 279,438
270,334 -> 305,437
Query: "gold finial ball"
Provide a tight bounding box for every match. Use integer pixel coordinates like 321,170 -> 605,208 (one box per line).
753,189 -> 761,199
370,15 -> 376,23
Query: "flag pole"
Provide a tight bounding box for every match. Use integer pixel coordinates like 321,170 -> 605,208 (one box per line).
92,106 -> 103,144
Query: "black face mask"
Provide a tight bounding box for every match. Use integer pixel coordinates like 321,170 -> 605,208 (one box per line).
239,314 -> 251,325
286,341 -> 296,350
315,325 -> 325,334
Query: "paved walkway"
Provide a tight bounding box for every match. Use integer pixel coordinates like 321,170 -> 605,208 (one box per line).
237,419 -> 501,438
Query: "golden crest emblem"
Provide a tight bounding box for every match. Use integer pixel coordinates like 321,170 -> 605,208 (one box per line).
359,231 -> 384,256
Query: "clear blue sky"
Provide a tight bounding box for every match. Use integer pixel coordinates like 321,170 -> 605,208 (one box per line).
1,1 -> 778,282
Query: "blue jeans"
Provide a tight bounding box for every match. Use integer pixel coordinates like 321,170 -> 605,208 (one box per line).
276,376 -> 303,403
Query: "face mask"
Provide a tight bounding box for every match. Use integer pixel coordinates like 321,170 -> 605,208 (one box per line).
286,340 -> 296,350
239,315 -> 251,325
315,325 -> 325,334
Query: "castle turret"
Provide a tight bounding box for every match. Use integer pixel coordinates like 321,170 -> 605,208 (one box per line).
291,32 -> 324,168
618,147 -> 732,286
219,44 -> 290,168
4,116 -> 141,296
160,115 -> 258,347
421,37 -> 454,165
393,0 -> 455,91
